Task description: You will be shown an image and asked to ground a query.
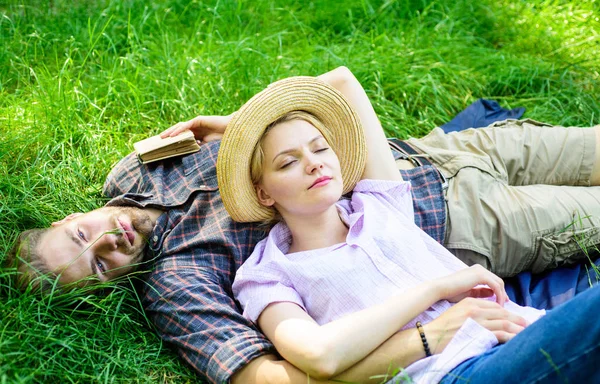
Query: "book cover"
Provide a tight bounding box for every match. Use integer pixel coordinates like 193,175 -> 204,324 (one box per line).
134,130 -> 200,164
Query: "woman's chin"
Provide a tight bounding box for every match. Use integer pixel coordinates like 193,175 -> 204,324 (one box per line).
310,195 -> 343,213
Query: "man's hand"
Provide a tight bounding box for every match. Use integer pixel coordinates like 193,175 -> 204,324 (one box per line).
424,297 -> 527,353
160,113 -> 233,142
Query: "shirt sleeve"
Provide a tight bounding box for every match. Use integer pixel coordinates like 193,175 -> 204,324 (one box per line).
352,179 -> 415,221
142,263 -> 275,384
233,241 -> 306,323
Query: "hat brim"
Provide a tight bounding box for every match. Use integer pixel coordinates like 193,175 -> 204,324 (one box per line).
217,76 -> 366,223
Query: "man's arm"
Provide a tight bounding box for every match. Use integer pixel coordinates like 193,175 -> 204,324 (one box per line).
233,294 -> 527,384
232,328 -> 425,384
142,250 -> 426,384
142,265 -> 276,384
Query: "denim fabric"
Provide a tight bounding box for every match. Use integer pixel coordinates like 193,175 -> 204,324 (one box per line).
441,285 -> 600,383
441,98 -> 525,134
505,256 -> 600,310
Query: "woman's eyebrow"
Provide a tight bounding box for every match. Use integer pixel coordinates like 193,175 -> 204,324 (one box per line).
272,135 -> 324,163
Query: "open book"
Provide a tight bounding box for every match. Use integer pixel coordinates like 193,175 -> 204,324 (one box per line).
134,130 -> 200,164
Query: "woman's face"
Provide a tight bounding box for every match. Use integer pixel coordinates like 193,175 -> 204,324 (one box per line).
257,119 -> 343,218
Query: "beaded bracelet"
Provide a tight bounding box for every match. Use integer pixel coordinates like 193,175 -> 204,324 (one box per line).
415,321 -> 432,357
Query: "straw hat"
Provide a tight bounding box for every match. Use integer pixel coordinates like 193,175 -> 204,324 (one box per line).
217,76 -> 366,223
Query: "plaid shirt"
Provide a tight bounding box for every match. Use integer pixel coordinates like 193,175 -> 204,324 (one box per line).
102,140 -> 446,384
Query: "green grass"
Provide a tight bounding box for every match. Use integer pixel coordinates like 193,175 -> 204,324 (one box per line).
0,0 -> 599,382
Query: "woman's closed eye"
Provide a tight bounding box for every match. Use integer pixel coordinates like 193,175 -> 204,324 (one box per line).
314,147 -> 330,153
280,158 -> 297,169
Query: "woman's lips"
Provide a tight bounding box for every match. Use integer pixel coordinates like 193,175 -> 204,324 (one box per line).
309,176 -> 332,189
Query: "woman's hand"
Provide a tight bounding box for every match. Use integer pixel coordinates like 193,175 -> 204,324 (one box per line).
159,113 -> 234,142
423,297 -> 527,353
434,265 -> 509,306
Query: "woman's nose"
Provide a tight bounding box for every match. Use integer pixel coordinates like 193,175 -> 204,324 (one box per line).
305,157 -> 324,174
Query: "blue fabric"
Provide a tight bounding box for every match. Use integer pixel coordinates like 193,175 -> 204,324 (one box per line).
441,98 -> 525,133
504,258 -> 600,310
441,284 -> 600,383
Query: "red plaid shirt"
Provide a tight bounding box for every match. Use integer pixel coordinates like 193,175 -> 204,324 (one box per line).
103,140 -> 446,383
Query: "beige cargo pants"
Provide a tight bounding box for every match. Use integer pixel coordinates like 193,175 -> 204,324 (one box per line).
408,119 -> 600,277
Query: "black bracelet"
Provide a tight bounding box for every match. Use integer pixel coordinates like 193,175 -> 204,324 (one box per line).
415,321 -> 432,357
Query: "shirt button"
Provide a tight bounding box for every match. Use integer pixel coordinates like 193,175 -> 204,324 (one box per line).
153,235 -> 159,243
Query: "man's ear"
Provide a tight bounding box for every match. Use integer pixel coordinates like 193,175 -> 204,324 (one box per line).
51,212 -> 84,227
255,185 -> 275,207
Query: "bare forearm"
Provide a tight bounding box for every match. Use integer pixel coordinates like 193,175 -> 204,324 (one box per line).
260,282 -> 440,379
231,355 -> 328,384
334,326 -> 425,383
233,329 -> 425,384
317,283 -> 437,376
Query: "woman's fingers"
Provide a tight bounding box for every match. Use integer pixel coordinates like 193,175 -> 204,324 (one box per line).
466,300 -> 528,334
426,297 -> 527,352
484,318 -> 526,335
453,298 -> 528,330
441,265 -> 509,306
486,276 -> 507,307
469,265 -> 508,306
483,320 -> 525,343
160,117 -> 203,138
492,330 -> 518,344
466,287 -> 495,299
159,126 -> 174,138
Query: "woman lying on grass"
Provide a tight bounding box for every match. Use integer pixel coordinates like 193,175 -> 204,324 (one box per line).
217,67 -> 600,383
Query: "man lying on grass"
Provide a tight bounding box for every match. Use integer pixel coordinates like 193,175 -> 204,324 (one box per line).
6,67 -> 600,383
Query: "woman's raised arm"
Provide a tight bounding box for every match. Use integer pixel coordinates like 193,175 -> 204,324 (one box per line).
317,66 -> 402,182
160,66 -> 401,183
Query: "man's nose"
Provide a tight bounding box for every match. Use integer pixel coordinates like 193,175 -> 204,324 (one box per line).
91,232 -> 119,252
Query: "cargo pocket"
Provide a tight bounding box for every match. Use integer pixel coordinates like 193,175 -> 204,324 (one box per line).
530,226 -> 600,274
490,118 -> 553,129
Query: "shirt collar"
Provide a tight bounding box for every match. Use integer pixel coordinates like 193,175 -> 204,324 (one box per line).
265,198 -> 363,255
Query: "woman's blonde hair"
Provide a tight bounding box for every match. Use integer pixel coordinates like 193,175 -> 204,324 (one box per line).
250,111 -> 331,226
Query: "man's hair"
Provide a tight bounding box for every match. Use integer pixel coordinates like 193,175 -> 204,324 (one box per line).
3,228 -> 57,291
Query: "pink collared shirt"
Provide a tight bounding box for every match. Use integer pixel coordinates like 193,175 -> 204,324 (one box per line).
233,179 -> 544,383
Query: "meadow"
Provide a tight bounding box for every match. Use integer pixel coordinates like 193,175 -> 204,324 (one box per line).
1,0 -> 599,382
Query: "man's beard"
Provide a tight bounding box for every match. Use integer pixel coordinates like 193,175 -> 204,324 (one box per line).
112,206 -> 156,247
131,210 -> 155,240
